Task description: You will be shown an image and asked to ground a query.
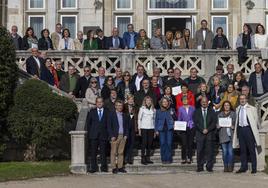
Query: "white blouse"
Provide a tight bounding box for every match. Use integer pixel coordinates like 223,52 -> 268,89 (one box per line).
254,34 -> 268,49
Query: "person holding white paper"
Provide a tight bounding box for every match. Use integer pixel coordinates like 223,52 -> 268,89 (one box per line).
217,101 -> 236,172
177,97 -> 195,164
155,97 -> 176,164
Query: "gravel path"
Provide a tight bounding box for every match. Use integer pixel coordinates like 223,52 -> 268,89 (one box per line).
1,171 -> 268,188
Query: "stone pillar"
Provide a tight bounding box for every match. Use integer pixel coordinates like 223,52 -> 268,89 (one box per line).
121,51 -> 134,74
69,131 -> 87,174
257,129 -> 267,171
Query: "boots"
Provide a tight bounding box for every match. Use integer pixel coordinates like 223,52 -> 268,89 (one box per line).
146,156 -> 154,164
228,165 -> 233,172
141,156 -> 147,165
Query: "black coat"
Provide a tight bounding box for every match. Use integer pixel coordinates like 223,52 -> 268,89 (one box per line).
26,56 -> 45,77
165,78 -> 186,88
38,37 -> 54,50
97,37 -> 107,50
193,107 -> 217,141
87,108 -> 109,140
212,35 -> 230,49
73,76 -> 92,98
116,81 -> 136,101
101,85 -> 113,101
108,111 -> 130,139
40,67 -> 54,86
134,89 -> 157,108
22,36 -> 38,50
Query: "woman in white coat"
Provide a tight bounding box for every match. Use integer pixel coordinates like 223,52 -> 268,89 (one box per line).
254,24 -> 268,49
138,96 -> 156,165
232,94 -> 261,174
58,28 -> 75,50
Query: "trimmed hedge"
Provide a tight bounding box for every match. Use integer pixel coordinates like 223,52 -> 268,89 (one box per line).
8,79 -> 77,160
0,27 -> 18,156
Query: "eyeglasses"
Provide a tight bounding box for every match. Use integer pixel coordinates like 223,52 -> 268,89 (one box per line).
84,70 -> 90,72
91,82 -> 97,84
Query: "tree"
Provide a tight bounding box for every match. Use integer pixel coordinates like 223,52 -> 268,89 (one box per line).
0,27 -> 18,156
8,79 -> 77,160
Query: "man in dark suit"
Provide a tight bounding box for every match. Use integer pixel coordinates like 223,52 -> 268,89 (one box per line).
73,66 -> 92,98
166,68 -> 186,88
104,89 -> 117,111
96,29 -> 107,50
222,63 -> 235,86
193,97 -> 217,172
130,65 -> 149,92
105,27 -> 125,50
26,48 -> 45,78
108,100 -> 130,174
134,79 -> 157,108
87,97 -> 109,173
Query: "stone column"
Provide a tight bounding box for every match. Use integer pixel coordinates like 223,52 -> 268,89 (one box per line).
257,127 -> 268,171
69,131 -> 87,174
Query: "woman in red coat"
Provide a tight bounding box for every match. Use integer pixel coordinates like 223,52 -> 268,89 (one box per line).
176,83 -> 195,110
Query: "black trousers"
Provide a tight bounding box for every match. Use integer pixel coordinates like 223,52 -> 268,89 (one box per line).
125,123 -> 136,162
141,129 -> 154,157
180,127 -> 195,160
196,136 -> 215,170
90,138 -> 108,171
237,126 -> 257,171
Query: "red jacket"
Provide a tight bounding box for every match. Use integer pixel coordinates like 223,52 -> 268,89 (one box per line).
175,91 -> 195,110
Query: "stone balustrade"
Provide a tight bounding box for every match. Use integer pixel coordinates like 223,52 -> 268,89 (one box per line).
16,50 -> 263,81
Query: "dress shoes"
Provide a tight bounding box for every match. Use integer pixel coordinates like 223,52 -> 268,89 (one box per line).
118,168 -> 127,173
112,168 -> 118,174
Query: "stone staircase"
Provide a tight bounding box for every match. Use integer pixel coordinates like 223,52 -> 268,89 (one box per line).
87,147 -> 229,174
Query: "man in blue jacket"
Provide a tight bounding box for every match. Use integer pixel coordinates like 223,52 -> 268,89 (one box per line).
108,100 -> 130,174
123,24 -> 138,49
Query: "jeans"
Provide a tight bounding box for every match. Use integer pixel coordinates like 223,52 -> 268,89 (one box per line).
159,129 -> 173,162
221,141 -> 233,166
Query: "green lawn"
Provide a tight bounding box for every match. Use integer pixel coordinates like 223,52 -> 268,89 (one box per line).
0,161 -> 70,182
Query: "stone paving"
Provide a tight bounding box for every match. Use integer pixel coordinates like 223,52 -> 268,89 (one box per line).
0,171 -> 267,188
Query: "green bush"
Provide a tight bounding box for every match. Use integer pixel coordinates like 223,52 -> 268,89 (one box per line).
8,79 -> 77,160
0,27 -> 18,157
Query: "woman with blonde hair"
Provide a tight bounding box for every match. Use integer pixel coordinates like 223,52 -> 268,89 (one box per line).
165,31 -> 173,49
173,31 -> 182,49
138,96 -> 156,165
85,77 -> 101,109
155,97 -> 176,164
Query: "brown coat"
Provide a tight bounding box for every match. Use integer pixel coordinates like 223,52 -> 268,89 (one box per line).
51,32 -> 61,50
180,37 -> 195,49
194,29 -> 214,49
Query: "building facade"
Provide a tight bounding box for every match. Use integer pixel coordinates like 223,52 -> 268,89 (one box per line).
3,0 -> 268,47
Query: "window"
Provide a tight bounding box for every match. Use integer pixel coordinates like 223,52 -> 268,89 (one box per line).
115,16 -> 132,37
211,16 -> 228,37
61,0 -> 77,9
61,15 -> 77,38
28,16 -> 45,38
212,0 -> 228,10
148,0 -> 195,10
116,0 -> 132,10
29,0 -> 45,9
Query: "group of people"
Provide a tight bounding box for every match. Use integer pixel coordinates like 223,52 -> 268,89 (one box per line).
21,18 -> 268,174
10,19 -> 268,51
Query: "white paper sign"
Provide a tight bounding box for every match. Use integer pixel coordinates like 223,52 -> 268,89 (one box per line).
219,117 -> 232,128
172,86 -> 182,96
174,121 -> 187,131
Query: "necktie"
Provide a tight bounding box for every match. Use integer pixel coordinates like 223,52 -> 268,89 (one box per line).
114,37 -> 119,49
203,109 -> 207,129
98,109 -> 102,121
240,107 -> 245,127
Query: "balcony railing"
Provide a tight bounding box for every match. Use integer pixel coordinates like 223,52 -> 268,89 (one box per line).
16,49 -> 262,80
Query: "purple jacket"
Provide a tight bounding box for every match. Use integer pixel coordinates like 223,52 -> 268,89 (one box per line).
177,106 -> 195,129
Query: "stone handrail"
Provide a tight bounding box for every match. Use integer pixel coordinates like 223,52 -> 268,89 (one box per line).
16,49 -> 263,80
